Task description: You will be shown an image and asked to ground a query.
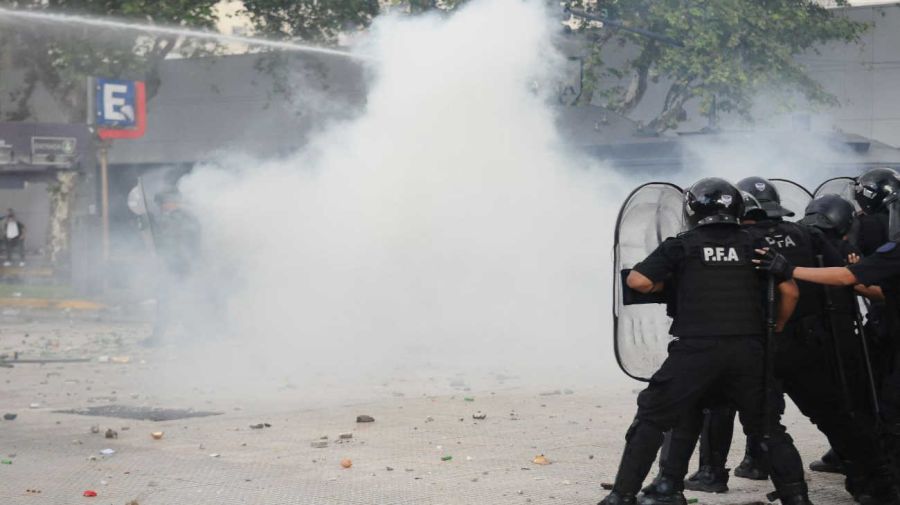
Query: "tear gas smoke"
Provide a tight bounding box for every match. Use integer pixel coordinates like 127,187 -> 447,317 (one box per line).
30,0 -> 857,403
172,0 -> 630,400
677,132 -> 868,189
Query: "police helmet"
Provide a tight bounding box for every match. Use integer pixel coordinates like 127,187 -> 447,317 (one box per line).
735,176 -> 794,218
854,167 -> 900,215
799,194 -> 855,237
683,178 -> 744,229
740,191 -> 767,221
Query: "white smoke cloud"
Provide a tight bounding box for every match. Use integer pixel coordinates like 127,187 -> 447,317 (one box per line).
174,0 -> 630,398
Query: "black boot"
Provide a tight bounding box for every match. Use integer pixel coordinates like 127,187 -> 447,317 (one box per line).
734,455 -> 769,480
774,482 -> 814,505
640,474 -> 664,496
684,465 -> 729,493
638,475 -> 687,505
598,491 -> 637,505
808,448 -> 844,474
734,447 -> 769,480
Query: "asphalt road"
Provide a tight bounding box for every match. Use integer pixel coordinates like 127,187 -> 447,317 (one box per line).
0,316 -> 851,505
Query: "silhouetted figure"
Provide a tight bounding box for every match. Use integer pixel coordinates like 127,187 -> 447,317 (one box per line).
2,209 -> 26,267
145,191 -> 201,346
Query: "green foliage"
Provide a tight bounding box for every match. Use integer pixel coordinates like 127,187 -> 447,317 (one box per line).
240,0 -> 469,45
0,0 -> 220,121
569,0 -> 868,132
240,0 -> 380,44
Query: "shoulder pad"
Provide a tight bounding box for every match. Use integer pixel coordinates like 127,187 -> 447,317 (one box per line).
876,242 -> 897,254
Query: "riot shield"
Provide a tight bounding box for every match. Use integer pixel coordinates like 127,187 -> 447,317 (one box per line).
814,177 -> 860,212
128,177 -> 157,252
613,182 -> 684,381
770,178 -> 813,221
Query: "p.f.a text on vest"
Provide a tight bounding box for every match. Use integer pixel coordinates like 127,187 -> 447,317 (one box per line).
702,246 -> 741,264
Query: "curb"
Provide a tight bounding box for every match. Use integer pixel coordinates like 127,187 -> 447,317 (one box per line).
0,298 -> 106,310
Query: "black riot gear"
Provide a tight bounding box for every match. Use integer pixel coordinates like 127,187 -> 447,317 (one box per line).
751,220 -> 825,320
672,229 -> 765,337
602,177 -> 812,505
800,194 -> 856,238
736,177 -> 795,218
683,178 -> 744,229
756,249 -> 795,280
854,167 -> 900,215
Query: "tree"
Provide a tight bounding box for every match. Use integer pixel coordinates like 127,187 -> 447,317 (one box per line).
569,0 -> 868,132
0,0 -> 221,122
238,0 -> 471,47
239,0 -> 381,45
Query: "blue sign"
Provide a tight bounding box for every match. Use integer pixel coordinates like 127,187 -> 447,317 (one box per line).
95,79 -> 138,128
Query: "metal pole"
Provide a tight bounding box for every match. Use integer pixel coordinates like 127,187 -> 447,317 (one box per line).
855,296 -> 881,421
99,141 -> 110,263
764,274 -> 775,440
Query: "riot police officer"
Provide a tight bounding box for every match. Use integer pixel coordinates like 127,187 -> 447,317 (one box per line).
651,177 -> 895,503
799,194 -> 896,481
851,168 -> 898,408
147,190 -> 202,345
640,193 -> 768,497
598,178 -> 810,505
853,168 -> 896,256
731,177 -> 895,503
758,244 -> 900,487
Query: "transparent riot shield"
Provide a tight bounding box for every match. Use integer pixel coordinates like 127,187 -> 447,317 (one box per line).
769,178 -> 813,221
127,177 -> 157,252
814,177 -> 860,212
613,182 -> 684,381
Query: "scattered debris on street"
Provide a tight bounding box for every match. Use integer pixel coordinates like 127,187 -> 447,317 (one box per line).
532,454 -> 550,465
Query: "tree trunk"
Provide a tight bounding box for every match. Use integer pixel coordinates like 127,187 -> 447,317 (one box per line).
47,171 -> 78,267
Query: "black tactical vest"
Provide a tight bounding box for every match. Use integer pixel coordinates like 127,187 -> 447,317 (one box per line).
750,220 -> 821,320
873,244 -> 900,338
672,227 -> 765,337
853,212 -> 889,257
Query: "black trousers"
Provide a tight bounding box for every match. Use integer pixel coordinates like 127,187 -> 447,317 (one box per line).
4,237 -> 23,262
611,336 -> 806,496
686,317 -> 892,491
657,403 -> 735,477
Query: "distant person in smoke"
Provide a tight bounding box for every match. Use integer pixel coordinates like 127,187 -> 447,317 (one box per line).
2,209 -> 26,267
145,190 -> 201,346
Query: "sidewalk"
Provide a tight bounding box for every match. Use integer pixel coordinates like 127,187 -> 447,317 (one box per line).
0,283 -> 104,310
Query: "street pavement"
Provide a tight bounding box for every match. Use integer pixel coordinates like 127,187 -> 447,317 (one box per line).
0,315 -> 851,505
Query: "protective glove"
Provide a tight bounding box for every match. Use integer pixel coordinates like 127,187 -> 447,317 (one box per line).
754,248 -> 795,279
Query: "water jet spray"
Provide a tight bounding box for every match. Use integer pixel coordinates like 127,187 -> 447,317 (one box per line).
0,6 -> 364,59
